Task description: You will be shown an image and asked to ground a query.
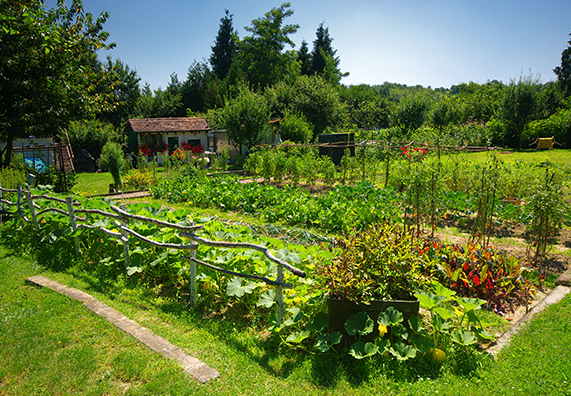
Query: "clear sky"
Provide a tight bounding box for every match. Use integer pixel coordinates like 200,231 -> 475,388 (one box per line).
51,0 -> 571,90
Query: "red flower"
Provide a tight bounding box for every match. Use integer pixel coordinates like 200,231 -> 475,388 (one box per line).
138,145 -> 152,156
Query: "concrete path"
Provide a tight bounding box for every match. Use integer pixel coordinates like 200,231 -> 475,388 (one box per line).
89,190 -> 151,199
25,275 -> 220,383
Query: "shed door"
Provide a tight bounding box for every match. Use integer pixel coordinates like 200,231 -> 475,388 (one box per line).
167,136 -> 179,154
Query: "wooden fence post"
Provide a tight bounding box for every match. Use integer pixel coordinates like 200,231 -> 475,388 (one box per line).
25,191 -> 40,232
189,250 -> 197,308
0,181 -> 3,225
17,186 -> 23,218
119,204 -> 130,270
66,196 -> 80,256
275,266 -> 284,325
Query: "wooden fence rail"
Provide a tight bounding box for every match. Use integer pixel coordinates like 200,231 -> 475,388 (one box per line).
0,182 -> 306,324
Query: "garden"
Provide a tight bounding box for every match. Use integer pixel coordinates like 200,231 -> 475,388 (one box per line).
1,142 -> 570,394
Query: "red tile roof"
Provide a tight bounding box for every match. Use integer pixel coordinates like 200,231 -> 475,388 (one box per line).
128,117 -> 209,133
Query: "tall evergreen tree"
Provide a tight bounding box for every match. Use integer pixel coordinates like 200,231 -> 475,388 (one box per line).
297,40 -> 312,76
311,23 -> 334,75
309,23 -> 346,84
554,32 -> 571,97
181,61 -> 211,114
210,10 -> 237,80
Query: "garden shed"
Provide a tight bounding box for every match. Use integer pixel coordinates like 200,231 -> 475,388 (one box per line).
128,117 -> 210,155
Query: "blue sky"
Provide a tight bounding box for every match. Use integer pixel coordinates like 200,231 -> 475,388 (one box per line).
52,0 -> 571,90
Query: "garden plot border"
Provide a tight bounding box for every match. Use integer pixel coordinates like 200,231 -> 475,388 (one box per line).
487,268 -> 571,356
25,275 -> 220,384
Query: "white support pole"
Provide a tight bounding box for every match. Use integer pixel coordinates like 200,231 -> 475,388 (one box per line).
275,266 -> 284,325
25,191 -> 40,232
189,250 -> 197,308
119,204 -> 130,270
66,196 -> 80,256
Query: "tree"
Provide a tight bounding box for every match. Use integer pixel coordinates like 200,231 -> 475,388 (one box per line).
65,119 -> 121,159
210,10 -> 237,80
554,32 -> 571,97
497,74 -> 540,149
237,2 -> 299,89
390,95 -> 430,134
98,57 -> 141,128
181,61 -> 219,114
339,85 -> 392,130
279,112 -> 313,143
310,23 -> 346,84
134,83 -> 183,119
218,84 -> 270,151
0,0 -> 115,167
429,96 -> 462,130
450,81 -> 503,123
266,75 -> 345,140
297,40 -> 312,76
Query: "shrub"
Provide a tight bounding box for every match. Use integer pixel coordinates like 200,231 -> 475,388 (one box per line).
279,112 -> 314,143
64,119 -> 121,159
0,166 -> 27,189
522,107 -> 571,148
100,141 -> 126,190
123,168 -> 156,190
35,166 -> 77,193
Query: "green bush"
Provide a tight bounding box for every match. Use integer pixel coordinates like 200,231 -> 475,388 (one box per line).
317,223 -> 429,301
279,112 -> 313,143
99,141 -> 126,190
0,166 -> 27,189
35,166 -> 77,193
64,119 -> 122,159
523,107 -> 571,148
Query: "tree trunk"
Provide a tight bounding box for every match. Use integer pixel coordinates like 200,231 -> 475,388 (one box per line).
1,133 -> 15,168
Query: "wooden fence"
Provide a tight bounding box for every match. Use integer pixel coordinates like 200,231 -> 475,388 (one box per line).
0,183 -> 306,324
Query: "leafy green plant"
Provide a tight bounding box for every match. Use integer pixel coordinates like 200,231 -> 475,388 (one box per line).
326,282 -> 494,364
123,168 -> 156,190
319,156 -> 337,186
469,154 -> 501,245
218,147 -> 230,171
100,141 -> 126,190
316,223 -> 429,302
526,163 -> 566,264
423,241 -> 536,314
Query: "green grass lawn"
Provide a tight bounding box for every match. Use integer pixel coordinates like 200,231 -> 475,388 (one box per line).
447,148 -> 571,169
73,172 -> 113,196
1,244 -> 570,396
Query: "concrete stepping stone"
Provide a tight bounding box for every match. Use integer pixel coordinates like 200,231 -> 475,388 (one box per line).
25,275 -> 219,383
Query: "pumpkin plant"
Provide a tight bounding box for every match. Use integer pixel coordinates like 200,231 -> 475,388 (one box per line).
322,281 -> 495,363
